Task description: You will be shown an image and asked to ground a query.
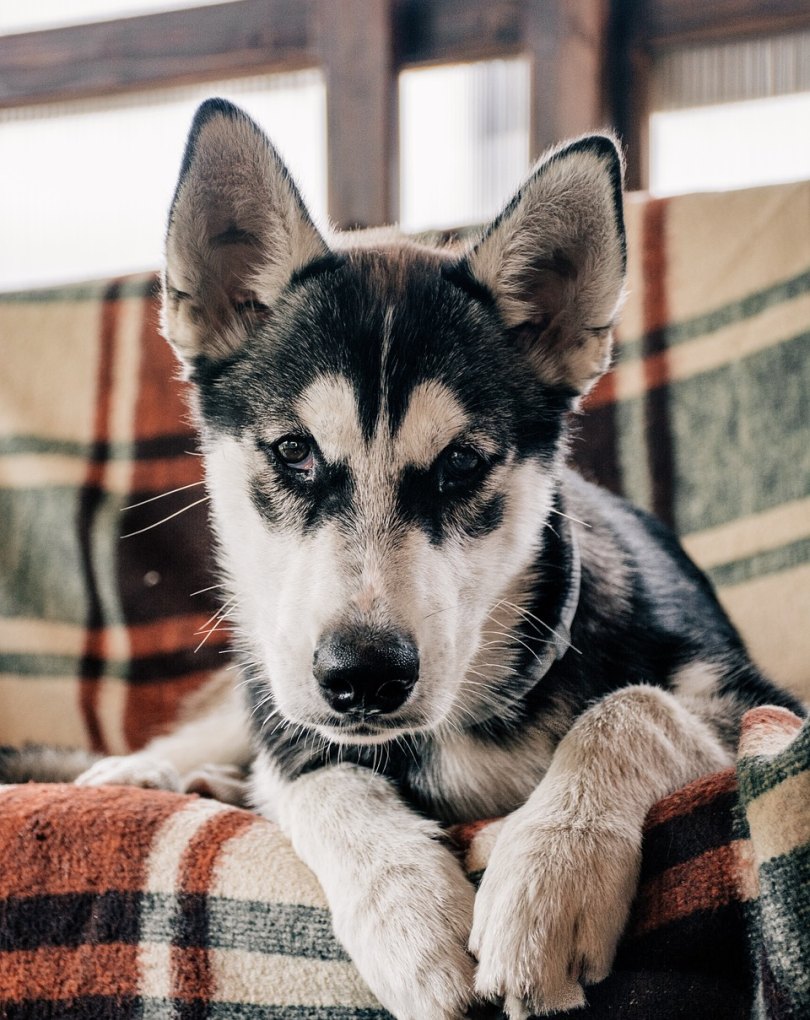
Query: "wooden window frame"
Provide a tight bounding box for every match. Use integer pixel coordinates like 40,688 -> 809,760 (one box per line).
611,0 -> 810,189
0,0 -> 610,227
2,0 -> 809,219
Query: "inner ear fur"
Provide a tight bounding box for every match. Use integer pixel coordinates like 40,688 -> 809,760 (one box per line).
460,134 -> 627,395
162,98 -> 328,367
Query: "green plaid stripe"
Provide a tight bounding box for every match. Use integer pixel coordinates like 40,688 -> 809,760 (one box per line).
617,269 -> 810,363
708,537 -> 810,589
735,711 -> 810,1018
738,715 -> 810,802
138,895 -> 346,959
0,275 -> 158,305
619,330 -> 810,534
0,435 -> 195,458
200,1008 -> 388,1019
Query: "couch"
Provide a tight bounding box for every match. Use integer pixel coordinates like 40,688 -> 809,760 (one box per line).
0,181 -> 808,1018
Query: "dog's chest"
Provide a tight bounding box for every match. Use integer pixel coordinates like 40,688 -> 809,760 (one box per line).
402,727 -> 557,824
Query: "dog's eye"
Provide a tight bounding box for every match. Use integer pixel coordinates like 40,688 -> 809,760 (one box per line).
272,435 -> 314,472
439,445 -> 485,490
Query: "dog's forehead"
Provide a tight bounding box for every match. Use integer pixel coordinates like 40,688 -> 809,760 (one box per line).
251,246 -> 512,441
293,372 -> 471,468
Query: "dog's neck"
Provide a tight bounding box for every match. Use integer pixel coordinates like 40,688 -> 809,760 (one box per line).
497,485 -> 582,693
534,501 -> 581,675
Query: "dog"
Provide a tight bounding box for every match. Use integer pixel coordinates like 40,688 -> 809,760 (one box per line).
13,98 -> 803,1018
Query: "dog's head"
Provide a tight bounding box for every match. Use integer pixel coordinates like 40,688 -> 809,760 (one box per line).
162,99 -> 625,745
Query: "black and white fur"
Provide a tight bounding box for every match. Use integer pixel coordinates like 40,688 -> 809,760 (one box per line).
54,100 -> 804,1017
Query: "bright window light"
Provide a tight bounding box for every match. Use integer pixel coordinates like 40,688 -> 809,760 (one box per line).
0,0 -> 235,34
650,92 -> 810,197
0,73 -> 327,291
399,58 -> 530,232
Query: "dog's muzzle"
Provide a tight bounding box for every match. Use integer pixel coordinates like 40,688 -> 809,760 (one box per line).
313,628 -> 419,716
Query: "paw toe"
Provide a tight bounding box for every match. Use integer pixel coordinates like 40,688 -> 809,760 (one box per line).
75,755 -> 181,791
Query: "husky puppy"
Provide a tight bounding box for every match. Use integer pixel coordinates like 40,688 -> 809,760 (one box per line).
70,100 -> 802,1019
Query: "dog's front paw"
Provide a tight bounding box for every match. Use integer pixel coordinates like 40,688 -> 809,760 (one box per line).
469,813 -> 641,1017
75,753 -> 181,792
334,844 -> 478,1020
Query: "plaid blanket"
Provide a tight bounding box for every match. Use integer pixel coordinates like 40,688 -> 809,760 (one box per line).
0,705 -> 806,1018
575,181 -> 810,700
0,276 -> 228,755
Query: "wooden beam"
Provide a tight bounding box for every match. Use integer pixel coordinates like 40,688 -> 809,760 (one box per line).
641,0 -> 810,47
607,0 -> 650,191
0,0 -> 315,110
317,0 -> 398,228
394,0 -> 523,67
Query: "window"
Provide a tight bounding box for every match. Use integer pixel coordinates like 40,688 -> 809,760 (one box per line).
649,30 -> 810,196
651,92 -> 810,197
399,58 -> 531,232
0,0 -> 236,34
0,72 -> 327,290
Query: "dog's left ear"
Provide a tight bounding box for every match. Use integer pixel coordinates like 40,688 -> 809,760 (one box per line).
458,135 -> 626,395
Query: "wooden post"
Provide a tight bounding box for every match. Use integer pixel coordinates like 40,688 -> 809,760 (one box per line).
607,0 -> 651,191
316,0 -> 398,228
522,0 -> 609,159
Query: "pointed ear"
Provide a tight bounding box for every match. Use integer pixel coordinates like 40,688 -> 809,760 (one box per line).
459,134 -> 626,395
162,98 -> 328,366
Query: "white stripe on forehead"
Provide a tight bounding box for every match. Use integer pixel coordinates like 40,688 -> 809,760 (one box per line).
394,379 -> 469,468
293,374 -> 363,463
293,373 -> 469,470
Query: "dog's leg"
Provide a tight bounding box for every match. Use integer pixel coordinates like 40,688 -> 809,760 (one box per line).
252,752 -> 477,1020
470,684 -> 732,1018
75,674 -> 251,803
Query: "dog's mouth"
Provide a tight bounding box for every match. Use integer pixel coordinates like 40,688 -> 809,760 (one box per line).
314,715 -> 424,746
307,671 -> 465,746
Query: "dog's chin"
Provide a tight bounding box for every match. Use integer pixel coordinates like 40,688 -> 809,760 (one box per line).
313,719 -> 418,746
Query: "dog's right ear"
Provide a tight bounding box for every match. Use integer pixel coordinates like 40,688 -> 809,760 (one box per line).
162,98 -> 328,368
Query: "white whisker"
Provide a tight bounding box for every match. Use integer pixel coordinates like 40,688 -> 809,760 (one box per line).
496,598 -> 580,654
196,596 -> 237,635
121,496 -> 209,538
122,480 -> 205,511
194,596 -> 238,653
547,505 -> 591,528
481,627 -> 552,668
190,582 -> 226,598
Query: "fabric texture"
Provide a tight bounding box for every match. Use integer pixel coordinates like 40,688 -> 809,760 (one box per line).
574,181 -> 810,698
0,706 -> 806,1018
0,181 -> 808,1017
736,708 -> 810,1018
0,276 -> 227,754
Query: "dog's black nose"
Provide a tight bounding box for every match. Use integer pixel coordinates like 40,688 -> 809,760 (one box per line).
313,630 -> 419,716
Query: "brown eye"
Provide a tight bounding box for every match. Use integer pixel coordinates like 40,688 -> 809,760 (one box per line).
440,445 -> 485,489
447,447 -> 481,475
273,435 -> 314,471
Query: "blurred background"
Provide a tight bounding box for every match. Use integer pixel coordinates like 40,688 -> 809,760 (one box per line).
1,0 -> 809,290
